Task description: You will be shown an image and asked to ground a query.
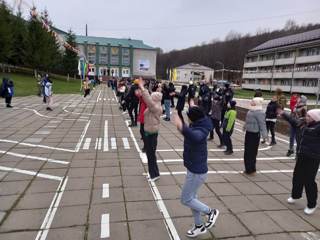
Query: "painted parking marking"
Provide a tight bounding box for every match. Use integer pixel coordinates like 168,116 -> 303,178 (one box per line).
25,138 -> 43,143
98,138 -> 102,150
0,150 -> 69,165
122,137 -> 130,149
104,120 -> 109,152
35,130 -> 51,135
75,120 -> 91,152
102,183 -> 109,198
83,138 -> 91,150
97,90 -> 102,103
100,213 -> 110,238
111,138 -> 117,150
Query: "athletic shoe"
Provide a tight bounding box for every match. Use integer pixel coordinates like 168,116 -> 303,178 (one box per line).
148,176 -> 160,182
286,150 -> 294,157
46,107 -> 52,111
186,225 -> 207,238
304,206 -> 317,215
218,144 -> 225,148
163,118 -> 170,121
224,150 -> 233,155
205,209 -> 219,229
6,105 -> 12,108
287,197 -> 301,204
261,140 -> 266,144
269,141 -> 276,146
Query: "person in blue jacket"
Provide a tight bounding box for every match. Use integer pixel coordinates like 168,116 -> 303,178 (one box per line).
173,105 -> 219,238
0,78 -> 14,108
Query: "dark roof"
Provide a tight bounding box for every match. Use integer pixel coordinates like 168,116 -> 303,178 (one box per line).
249,28 -> 320,53
75,35 -> 155,50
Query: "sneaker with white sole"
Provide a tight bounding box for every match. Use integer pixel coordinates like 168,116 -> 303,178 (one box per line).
287,197 -> 301,204
148,176 -> 160,182
205,209 -> 219,229
186,225 -> 207,238
304,206 -> 317,215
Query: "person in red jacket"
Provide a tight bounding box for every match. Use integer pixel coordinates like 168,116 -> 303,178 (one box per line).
287,92 -> 299,156
135,87 -> 147,152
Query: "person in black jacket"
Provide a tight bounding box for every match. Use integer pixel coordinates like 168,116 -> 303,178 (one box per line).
169,82 -> 176,108
162,83 -> 171,121
221,82 -> 234,122
198,80 -> 211,115
280,109 -> 320,215
175,85 -> 188,124
187,81 -> 197,107
264,96 -> 279,145
125,80 -> 140,127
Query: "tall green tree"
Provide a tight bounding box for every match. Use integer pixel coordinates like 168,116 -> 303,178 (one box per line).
62,30 -> 78,76
9,11 -> 28,66
0,1 -> 13,64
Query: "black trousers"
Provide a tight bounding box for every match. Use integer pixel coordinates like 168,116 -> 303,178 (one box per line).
145,133 -> 159,179
292,154 -> 320,208
244,131 -> 260,173
266,121 -> 276,142
128,103 -> 138,124
5,96 -> 12,105
210,119 -> 223,145
84,89 -> 90,98
223,129 -> 233,151
177,110 -> 185,125
170,96 -> 175,107
140,123 -> 145,148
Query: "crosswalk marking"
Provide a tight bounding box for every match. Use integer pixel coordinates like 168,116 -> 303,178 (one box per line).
95,138 -> 98,150
122,137 -> 130,149
104,120 -> 109,152
111,138 -> 117,150
83,138 -> 91,150
98,138 -> 102,150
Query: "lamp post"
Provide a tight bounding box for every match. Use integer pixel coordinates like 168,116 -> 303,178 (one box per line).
215,61 -> 224,80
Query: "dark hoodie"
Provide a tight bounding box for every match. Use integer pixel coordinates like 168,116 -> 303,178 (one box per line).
181,117 -> 213,174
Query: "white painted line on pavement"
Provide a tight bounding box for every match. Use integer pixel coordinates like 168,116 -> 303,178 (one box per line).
98,138 -> 102,150
101,214 -> 110,238
104,98 -> 106,101
83,138 -> 91,150
35,130 -> 51,135
0,139 -> 75,153
157,156 -> 295,163
112,98 -> 115,101
104,120 -> 109,152
111,138 -> 117,150
63,107 -> 119,117
97,90 -> 102,103
102,183 -> 109,198
112,90 -> 119,103
122,137 -> 130,149
0,150 -> 69,165
125,121 -> 179,240
75,120 -> 91,152
0,166 -> 63,181
143,169 -> 320,176
22,107 -> 86,121
35,177 -> 68,240
95,138 -> 99,150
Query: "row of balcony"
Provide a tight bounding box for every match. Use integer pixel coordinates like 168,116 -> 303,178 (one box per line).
244,55 -> 320,68
243,71 -> 320,79
241,83 -> 318,94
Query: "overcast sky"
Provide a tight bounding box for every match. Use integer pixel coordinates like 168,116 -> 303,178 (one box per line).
12,0 -> 320,52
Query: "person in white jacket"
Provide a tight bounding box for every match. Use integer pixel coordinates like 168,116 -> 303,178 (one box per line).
44,80 -> 53,111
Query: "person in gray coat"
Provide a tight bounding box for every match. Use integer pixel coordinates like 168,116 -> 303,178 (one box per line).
243,97 -> 268,175
209,94 -> 224,147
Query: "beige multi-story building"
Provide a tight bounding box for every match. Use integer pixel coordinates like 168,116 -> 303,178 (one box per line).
242,29 -> 320,94
175,63 -> 214,83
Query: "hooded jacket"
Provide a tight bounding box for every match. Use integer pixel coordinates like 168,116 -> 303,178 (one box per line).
141,89 -> 163,133
181,117 -> 213,174
265,100 -> 279,120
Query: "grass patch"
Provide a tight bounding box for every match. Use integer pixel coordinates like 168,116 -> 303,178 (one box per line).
0,72 -> 82,97
234,89 -> 317,100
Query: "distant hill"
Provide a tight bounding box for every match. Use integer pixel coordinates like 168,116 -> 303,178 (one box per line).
157,21 -> 320,80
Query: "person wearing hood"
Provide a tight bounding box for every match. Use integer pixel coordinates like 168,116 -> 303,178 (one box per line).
169,82 -> 176,108
173,106 -> 219,238
187,81 -> 197,107
222,100 -> 237,155
243,97 -> 268,175
162,83 -> 172,121
279,109 -> 320,215
287,95 -> 308,156
264,95 -> 280,146
125,79 -> 140,127
209,94 -> 224,147
221,82 -> 234,124
198,80 -> 211,115
138,79 -> 163,182
1,78 -> 14,108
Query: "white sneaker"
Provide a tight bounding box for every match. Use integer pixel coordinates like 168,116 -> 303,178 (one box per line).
148,176 -> 160,182
186,225 -> 207,238
287,197 -> 301,204
205,209 -> 219,229
304,206 -> 317,215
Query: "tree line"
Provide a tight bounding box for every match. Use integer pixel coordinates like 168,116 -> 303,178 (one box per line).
0,0 -> 78,76
156,20 -> 320,81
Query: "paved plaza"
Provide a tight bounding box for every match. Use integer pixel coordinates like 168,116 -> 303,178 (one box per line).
0,85 -> 319,240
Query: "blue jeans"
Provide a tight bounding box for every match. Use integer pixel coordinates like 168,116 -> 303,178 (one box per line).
181,170 -> 210,225
164,99 -> 171,119
289,126 -> 296,151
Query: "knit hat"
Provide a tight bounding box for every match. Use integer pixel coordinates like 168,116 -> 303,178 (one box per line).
187,106 -> 205,122
250,97 -> 264,110
133,79 -> 140,85
230,100 -> 237,108
298,95 -> 308,106
307,109 -> 320,122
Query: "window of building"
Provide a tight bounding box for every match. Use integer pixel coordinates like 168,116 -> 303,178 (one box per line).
87,45 -> 96,64
276,51 -> 293,59
122,48 -> 130,66
110,47 -> 119,65
99,46 -> 108,65
280,80 -> 290,85
302,79 -> 318,87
